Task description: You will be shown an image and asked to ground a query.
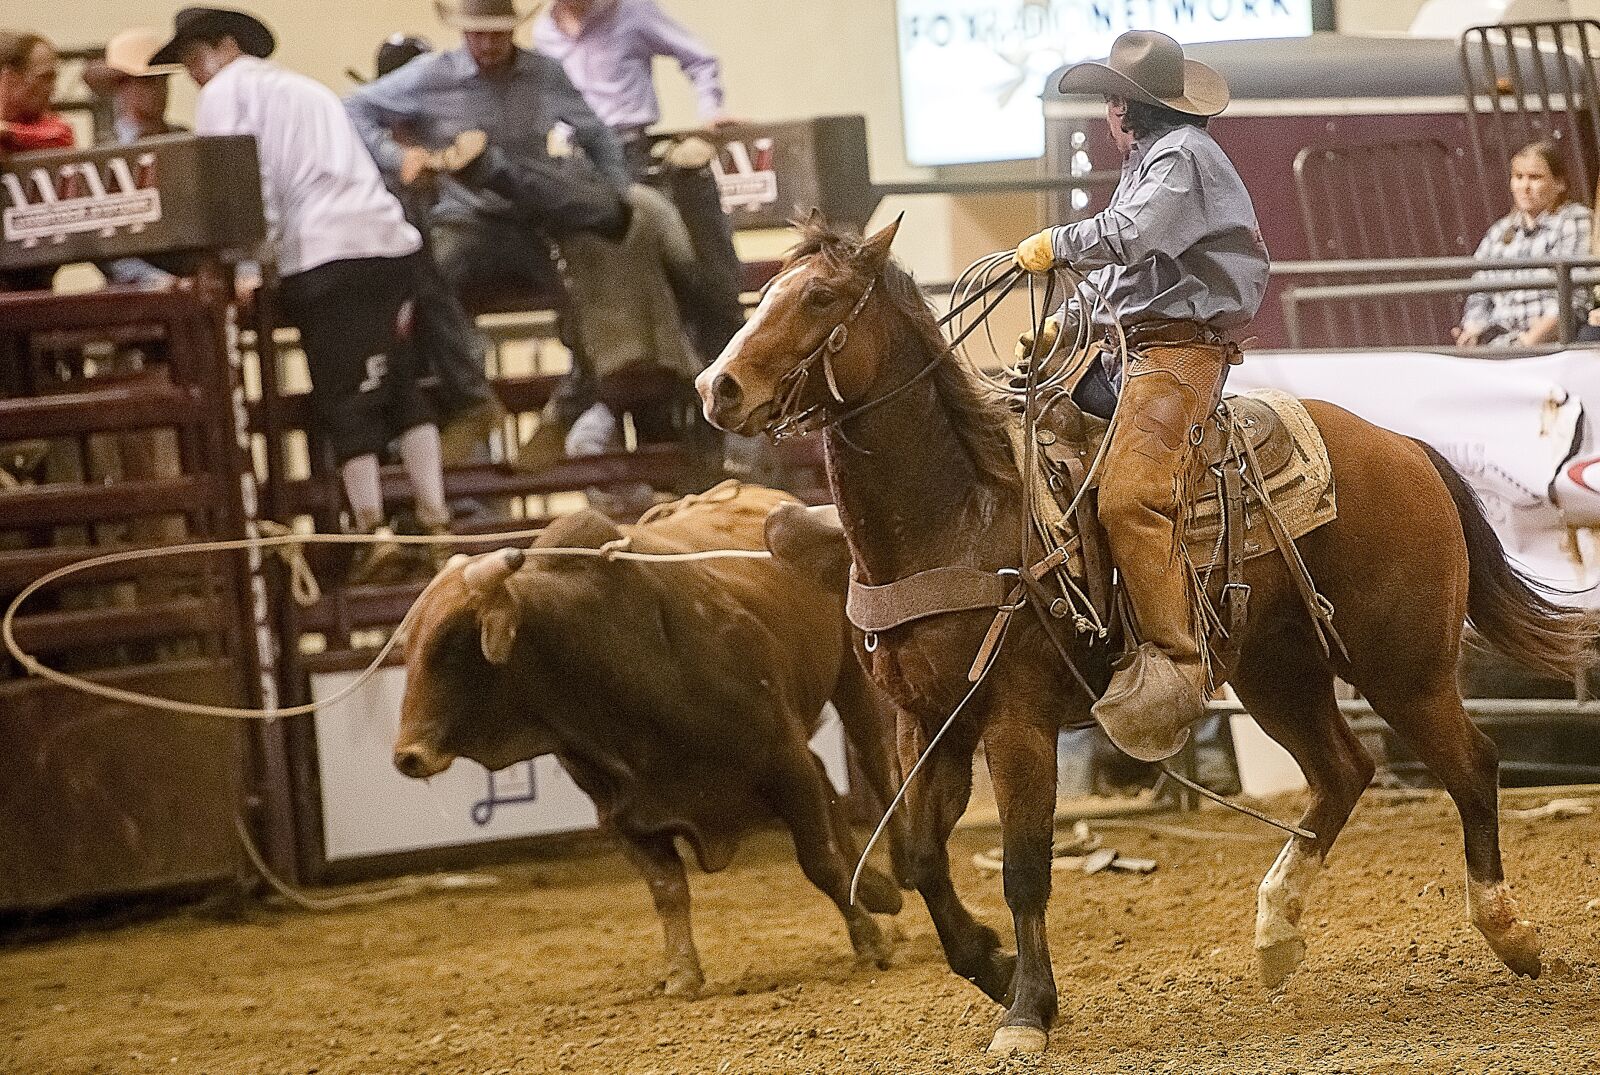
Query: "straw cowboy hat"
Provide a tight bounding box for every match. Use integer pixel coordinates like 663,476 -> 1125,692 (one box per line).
149,7 -> 276,66
82,28 -> 184,97
1056,30 -> 1229,117
434,0 -> 546,31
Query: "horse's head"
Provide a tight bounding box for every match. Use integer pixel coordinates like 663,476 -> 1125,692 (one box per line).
697,212 -> 903,436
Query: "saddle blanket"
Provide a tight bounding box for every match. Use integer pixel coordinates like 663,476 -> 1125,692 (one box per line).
1185,389 -> 1337,570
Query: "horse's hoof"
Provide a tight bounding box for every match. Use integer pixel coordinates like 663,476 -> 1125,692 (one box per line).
1482,921 -> 1543,979
849,915 -> 895,970
1256,936 -> 1306,992
663,967 -> 705,997
987,1025 -> 1048,1056
1469,881 -> 1543,979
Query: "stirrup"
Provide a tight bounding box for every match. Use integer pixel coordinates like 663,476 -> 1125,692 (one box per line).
1091,642 -> 1204,762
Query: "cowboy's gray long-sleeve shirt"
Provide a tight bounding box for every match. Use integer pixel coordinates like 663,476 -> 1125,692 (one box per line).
1050,125 -> 1269,330
345,46 -> 630,226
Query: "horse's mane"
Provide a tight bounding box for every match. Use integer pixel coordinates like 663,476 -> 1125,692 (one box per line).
787,217 -> 1017,489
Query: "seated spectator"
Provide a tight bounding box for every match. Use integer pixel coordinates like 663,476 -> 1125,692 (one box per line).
0,30 -> 70,156
153,6 -> 455,581
1455,140 -> 1592,348
0,30 -> 72,293
83,28 -> 188,290
347,0 -> 718,510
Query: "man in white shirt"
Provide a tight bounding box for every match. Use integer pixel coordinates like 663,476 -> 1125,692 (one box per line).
153,7 -> 454,580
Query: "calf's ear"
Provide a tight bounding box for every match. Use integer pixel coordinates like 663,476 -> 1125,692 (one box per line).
479,591 -> 520,665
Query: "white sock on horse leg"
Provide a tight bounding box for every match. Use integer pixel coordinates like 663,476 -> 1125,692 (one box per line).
398,423 -> 450,529
341,454 -> 384,532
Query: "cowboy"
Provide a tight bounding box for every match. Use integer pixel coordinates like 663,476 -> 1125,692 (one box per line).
534,0 -> 738,152
153,6 -> 456,581
82,29 -> 189,290
357,33 -> 504,469
1013,31 -> 1269,762
346,0 -> 632,306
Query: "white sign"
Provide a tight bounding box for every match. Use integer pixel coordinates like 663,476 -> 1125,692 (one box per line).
711,138 -> 779,213
1,153 -> 162,247
896,0 -> 1317,167
313,668 -> 598,861
1232,350 -> 1600,603
311,668 -> 852,863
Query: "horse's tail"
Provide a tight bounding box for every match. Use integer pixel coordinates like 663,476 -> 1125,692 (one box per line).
1417,439 -> 1600,680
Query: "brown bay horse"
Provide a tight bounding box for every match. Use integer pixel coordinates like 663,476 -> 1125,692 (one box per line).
695,216 -> 1597,1056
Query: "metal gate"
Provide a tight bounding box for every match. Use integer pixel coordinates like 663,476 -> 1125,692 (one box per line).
1460,19 -> 1600,218
1291,139 -> 1488,347
0,290 -> 271,916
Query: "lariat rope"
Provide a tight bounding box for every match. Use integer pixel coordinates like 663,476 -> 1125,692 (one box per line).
2,512 -> 772,721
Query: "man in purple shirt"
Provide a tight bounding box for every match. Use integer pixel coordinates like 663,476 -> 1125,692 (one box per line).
534,0 -> 746,359
533,0 -> 735,146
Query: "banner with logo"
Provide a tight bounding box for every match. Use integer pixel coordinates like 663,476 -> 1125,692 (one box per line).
311,668 -> 851,862
1231,350 -> 1600,603
0,134 -> 264,272
895,0 -> 1319,167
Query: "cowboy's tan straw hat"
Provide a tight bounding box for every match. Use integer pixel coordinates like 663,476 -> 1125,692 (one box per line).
1056,30 -> 1229,117
83,27 -> 184,95
434,0 -> 545,31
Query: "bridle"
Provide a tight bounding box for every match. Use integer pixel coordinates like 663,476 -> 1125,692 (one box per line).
766,274 -> 879,441
762,261 -> 1025,443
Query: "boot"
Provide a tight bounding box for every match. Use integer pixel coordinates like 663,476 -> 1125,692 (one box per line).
1092,643 -> 1206,762
347,525 -> 414,587
438,396 -> 505,465
1091,340 -> 1229,762
415,506 -> 456,576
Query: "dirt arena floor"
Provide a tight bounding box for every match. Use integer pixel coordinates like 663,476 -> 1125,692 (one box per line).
4,790 -> 1599,1075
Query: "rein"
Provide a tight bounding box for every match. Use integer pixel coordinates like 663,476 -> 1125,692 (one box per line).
765,264 -> 1024,443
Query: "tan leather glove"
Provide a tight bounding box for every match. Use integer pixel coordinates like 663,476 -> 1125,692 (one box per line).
1013,319 -> 1062,365
1015,228 -> 1057,274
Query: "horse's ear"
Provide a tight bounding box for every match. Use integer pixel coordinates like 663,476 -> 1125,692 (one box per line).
858,213 -> 904,270
803,206 -> 826,229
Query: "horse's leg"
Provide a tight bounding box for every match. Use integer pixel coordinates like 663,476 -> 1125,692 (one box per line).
808,749 -> 903,915
1361,674 -> 1542,977
1231,645 -> 1375,991
619,832 -> 705,997
896,707 -> 1016,1004
831,657 -> 915,889
980,710 -> 1060,1056
767,745 -> 895,969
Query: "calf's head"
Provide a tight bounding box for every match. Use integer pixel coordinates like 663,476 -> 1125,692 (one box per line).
393,546 -> 552,779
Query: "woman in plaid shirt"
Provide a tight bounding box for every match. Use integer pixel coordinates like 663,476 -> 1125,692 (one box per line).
1456,140 -> 1592,348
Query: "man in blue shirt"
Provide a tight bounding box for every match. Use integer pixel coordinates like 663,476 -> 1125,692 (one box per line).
347,0 -> 630,309
1014,31 -> 1269,763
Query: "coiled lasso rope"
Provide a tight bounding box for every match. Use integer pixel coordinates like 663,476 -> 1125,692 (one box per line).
2,485 -> 773,721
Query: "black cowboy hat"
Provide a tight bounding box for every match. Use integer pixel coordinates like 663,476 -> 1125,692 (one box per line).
150,7 -> 276,67
376,34 -> 433,78
1057,30 -> 1228,118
